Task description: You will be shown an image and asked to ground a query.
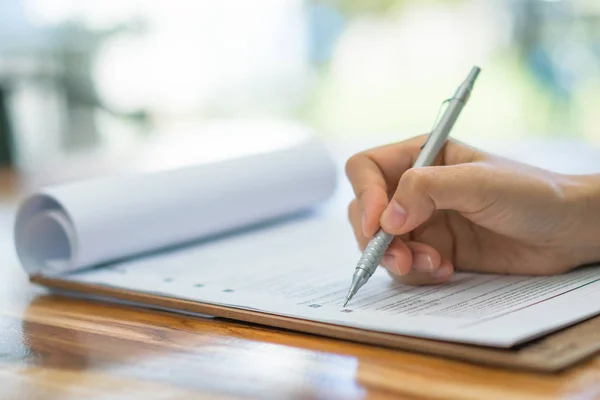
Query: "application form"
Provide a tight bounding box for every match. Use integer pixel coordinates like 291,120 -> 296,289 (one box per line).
65,216 -> 600,347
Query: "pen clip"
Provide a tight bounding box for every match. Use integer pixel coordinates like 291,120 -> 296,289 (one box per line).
421,98 -> 451,150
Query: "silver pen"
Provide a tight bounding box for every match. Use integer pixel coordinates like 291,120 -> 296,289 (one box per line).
343,66 -> 481,307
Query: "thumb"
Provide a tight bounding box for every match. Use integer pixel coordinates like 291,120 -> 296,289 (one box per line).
380,163 -> 495,235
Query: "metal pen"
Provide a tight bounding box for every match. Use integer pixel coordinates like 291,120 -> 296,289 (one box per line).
343,66 -> 481,307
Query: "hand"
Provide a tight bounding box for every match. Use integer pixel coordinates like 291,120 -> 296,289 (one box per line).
345,134 -> 600,285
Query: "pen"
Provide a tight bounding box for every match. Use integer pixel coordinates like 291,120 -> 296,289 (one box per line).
343,66 -> 481,307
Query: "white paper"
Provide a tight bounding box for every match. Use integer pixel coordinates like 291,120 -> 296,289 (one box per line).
64,215 -> 600,347
14,139 -> 338,275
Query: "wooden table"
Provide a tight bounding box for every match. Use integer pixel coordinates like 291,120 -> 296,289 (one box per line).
1,169 -> 600,400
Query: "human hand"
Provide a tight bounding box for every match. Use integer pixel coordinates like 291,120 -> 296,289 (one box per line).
345,135 -> 600,285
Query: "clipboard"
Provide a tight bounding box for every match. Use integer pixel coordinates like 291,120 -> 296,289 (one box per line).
31,274 -> 600,373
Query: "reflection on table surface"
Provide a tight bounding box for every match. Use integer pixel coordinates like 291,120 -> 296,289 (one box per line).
2,287 -> 600,400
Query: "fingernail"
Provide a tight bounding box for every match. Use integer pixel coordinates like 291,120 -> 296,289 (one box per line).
382,200 -> 407,231
431,265 -> 452,279
412,253 -> 433,272
361,211 -> 367,236
381,255 -> 400,275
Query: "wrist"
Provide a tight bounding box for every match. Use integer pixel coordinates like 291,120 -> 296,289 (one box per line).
561,173 -> 600,266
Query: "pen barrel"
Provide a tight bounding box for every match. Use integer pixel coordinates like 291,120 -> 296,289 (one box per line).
413,98 -> 465,168
355,229 -> 394,275
413,68 -> 478,169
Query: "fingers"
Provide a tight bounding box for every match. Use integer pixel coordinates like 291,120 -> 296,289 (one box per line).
345,136 -> 427,237
345,136 -> 483,237
346,135 -> 488,286
386,259 -> 454,286
344,154 -> 392,238
380,162 -> 497,236
384,241 -> 454,285
348,199 -> 453,284
348,199 -> 412,274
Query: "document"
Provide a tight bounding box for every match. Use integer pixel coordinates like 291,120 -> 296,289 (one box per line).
64,215 -> 600,348
14,140 -> 337,275
15,136 -> 600,349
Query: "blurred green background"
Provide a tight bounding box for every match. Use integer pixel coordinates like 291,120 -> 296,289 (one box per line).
1,0 -> 599,185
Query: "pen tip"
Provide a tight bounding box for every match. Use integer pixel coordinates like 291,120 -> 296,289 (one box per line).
343,299 -> 349,308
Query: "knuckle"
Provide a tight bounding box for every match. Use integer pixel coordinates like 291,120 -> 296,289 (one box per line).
401,168 -> 431,195
355,185 -> 370,203
344,154 -> 362,177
